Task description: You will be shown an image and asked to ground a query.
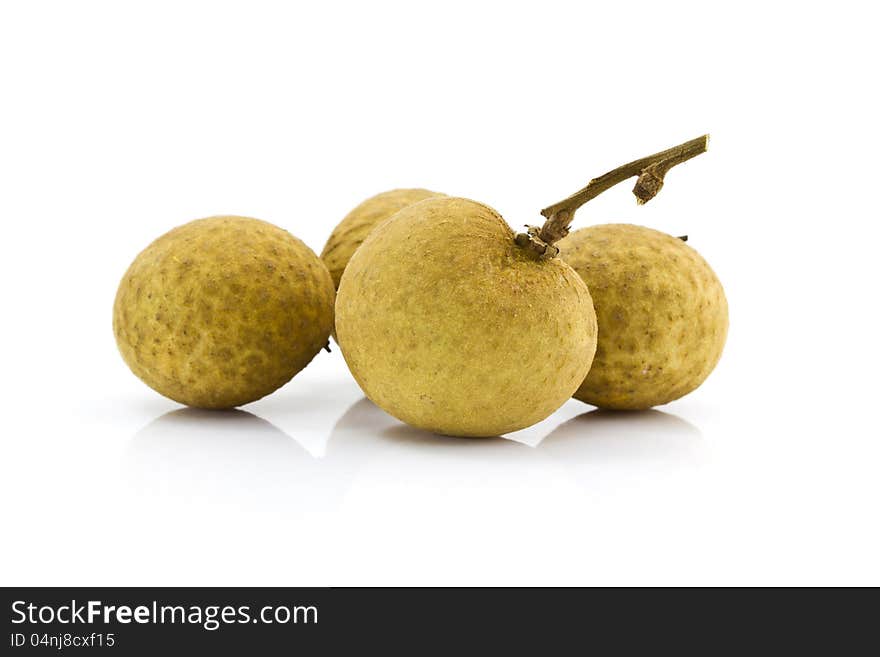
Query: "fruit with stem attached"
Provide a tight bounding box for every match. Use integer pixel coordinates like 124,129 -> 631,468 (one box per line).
335,201 -> 598,437
542,134 -> 726,408
335,135 -> 713,435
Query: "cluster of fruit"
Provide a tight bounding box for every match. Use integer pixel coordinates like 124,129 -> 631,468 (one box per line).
113,136 -> 727,437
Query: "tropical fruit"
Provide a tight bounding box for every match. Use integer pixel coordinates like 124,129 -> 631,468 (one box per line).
321,189 -> 443,289
113,215 -> 335,408
559,224 -> 727,409
335,197 -> 597,437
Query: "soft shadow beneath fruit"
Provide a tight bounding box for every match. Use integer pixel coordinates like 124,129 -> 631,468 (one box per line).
325,397 -> 394,458
329,396 -> 388,431
131,407 -> 301,451
126,408 -> 339,512
328,397 -> 529,463
537,409 -> 705,465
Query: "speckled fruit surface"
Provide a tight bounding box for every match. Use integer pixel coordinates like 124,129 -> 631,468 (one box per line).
335,197 -> 598,437
113,216 -> 335,408
321,188 -> 443,289
558,224 -> 728,410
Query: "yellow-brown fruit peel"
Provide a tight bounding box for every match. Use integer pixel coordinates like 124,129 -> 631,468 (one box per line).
113,216 -> 335,408
321,188 -> 444,289
335,197 -> 598,437
559,224 -> 728,409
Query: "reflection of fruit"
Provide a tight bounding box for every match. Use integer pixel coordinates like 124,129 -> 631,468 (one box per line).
559,224 -> 727,409
538,409 -> 703,465
113,216 -> 335,408
335,197 -> 598,438
321,189 -> 443,289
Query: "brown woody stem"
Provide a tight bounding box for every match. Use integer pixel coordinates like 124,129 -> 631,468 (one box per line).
514,134 -> 709,258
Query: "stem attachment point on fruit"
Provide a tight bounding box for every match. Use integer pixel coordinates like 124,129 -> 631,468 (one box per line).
514,226 -> 560,259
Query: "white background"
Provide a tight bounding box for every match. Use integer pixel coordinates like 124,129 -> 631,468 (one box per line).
1,1 -> 877,586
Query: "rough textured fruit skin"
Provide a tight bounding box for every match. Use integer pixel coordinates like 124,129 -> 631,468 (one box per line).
558,224 -> 728,410
321,188 -> 443,289
113,216 -> 335,409
335,197 -> 598,437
